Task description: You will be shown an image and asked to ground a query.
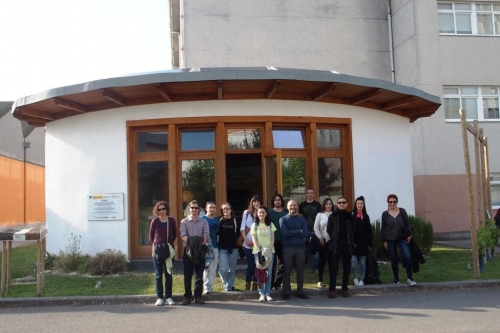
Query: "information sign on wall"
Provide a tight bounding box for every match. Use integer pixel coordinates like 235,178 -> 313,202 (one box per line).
87,193 -> 124,221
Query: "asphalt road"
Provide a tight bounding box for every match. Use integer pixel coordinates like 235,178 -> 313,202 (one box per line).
1,287 -> 499,333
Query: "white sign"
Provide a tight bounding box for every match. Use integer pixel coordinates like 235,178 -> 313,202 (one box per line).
87,193 -> 124,221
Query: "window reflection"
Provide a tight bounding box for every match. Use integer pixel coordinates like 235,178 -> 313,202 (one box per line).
317,129 -> 342,149
181,159 -> 215,216
318,158 -> 343,203
137,131 -> 168,152
281,157 -> 305,202
228,128 -> 261,149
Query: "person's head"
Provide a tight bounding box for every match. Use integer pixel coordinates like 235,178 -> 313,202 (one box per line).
354,196 -> 367,215
188,200 -> 200,217
220,202 -> 234,219
321,197 -> 334,212
153,201 -> 169,216
387,194 -> 398,208
205,201 -> 216,217
256,205 -> 271,226
248,195 -> 262,212
336,196 -> 348,211
287,200 -> 298,215
271,193 -> 284,209
305,188 -> 315,202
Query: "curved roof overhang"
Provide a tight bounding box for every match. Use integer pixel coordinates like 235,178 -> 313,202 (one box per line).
12,67 -> 441,127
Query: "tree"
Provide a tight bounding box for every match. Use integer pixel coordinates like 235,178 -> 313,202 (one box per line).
182,159 -> 215,205
318,158 -> 342,196
282,158 -> 306,198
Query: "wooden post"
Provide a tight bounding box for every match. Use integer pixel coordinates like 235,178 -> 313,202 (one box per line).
473,121 -> 485,226
481,133 -> 492,218
1,241 -> 6,296
460,109 -> 480,279
7,241 -> 12,294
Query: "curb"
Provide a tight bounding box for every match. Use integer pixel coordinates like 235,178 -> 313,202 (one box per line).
1,279 -> 499,308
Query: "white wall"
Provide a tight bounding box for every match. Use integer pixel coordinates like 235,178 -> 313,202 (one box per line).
45,100 -> 414,255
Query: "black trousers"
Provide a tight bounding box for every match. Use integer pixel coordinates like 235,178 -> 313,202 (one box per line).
329,242 -> 351,291
183,251 -> 205,299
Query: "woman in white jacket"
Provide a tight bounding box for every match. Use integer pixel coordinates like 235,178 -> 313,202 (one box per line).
314,197 -> 334,288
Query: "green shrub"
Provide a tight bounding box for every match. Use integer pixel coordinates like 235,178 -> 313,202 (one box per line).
54,233 -> 91,273
477,219 -> 499,256
409,215 -> 434,255
89,249 -> 128,275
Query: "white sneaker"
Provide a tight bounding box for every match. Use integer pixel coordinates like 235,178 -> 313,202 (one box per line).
166,297 -> 175,305
155,298 -> 163,306
266,294 -> 273,301
407,279 -> 417,286
358,280 -> 364,286
317,282 -> 323,288
259,294 -> 266,302
353,278 -> 359,286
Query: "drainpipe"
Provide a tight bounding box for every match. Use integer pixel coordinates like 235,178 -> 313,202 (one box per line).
179,0 -> 185,68
23,140 -> 31,223
387,2 -> 396,83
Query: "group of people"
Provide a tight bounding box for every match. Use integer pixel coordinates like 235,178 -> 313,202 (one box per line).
148,190 -> 417,306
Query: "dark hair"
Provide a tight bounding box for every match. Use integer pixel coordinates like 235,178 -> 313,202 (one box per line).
271,193 -> 284,208
153,201 -> 169,216
354,196 -> 368,216
387,194 -> 398,203
321,197 -> 334,212
246,195 -> 262,217
255,205 -> 271,226
220,202 -> 235,219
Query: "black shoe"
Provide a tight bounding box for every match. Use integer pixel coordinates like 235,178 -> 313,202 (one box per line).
282,294 -> 290,300
297,293 -> 309,299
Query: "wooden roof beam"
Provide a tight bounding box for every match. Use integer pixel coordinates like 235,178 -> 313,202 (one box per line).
155,84 -> 172,102
349,88 -> 382,105
101,88 -> 127,107
312,83 -> 338,101
53,97 -> 87,113
267,80 -> 281,99
20,108 -> 56,121
382,96 -> 416,111
218,80 -> 223,100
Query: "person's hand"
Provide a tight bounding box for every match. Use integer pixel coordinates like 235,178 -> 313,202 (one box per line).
406,236 -> 411,243
384,242 -> 388,250
245,239 -> 253,247
319,238 -> 325,247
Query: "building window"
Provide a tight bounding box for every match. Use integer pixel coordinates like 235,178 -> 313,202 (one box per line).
443,86 -> 500,121
227,128 -> 261,150
491,173 -> 500,209
137,131 -> 168,152
272,129 -> 305,149
438,2 -> 500,35
181,130 -> 215,150
317,129 -> 342,149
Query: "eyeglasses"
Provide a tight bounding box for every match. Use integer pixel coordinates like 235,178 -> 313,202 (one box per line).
158,208 -> 167,211
388,201 -> 397,204
337,201 -> 347,204
222,207 -> 231,211
190,207 -> 200,210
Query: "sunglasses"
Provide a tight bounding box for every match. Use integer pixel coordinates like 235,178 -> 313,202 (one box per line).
158,208 -> 167,211
337,201 -> 347,204
190,206 -> 200,210
388,201 -> 398,204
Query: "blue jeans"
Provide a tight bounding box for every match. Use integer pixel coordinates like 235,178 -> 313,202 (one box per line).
203,248 -> 219,292
153,256 -> 172,299
243,247 -> 257,283
218,248 -> 238,291
351,255 -> 367,280
387,238 -> 413,282
254,253 -> 274,295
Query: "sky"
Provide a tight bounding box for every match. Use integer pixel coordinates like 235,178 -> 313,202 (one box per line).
0,0 -> 171,101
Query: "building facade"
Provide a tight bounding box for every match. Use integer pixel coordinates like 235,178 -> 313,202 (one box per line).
170,0 -> 500,234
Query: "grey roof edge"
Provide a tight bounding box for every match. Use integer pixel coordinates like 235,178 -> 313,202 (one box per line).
12,67 -> 441,112
0,101 -> 14,119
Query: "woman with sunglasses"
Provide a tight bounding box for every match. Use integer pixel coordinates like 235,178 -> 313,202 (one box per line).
381,194 -> 416,286
326,197 -> 354,298
149,201 -> 177,306
218,202 -> 239,291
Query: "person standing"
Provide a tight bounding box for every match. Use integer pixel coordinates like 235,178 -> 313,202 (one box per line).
218,202 -> 239,291
241,195 -> 261,291
351,196 -> 373,286
327,196 -> 354,298
251,205 -> 276,302
202,201 -> 219,295
313,197 -> 334,288
381,194 -> 416,286
280,200 -> 309,300
180,200 -> 210,305
268,194 -> 287,290
149,201 -> 177,306
299,188 -> 322,272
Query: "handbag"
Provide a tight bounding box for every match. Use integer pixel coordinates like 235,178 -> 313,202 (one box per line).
307,234 -> 320,255
235,216 -> 249,248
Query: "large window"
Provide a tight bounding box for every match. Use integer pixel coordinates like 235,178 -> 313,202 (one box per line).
443,86 -> 500,120
438,2 -> 500,35
491,173 -> 500,209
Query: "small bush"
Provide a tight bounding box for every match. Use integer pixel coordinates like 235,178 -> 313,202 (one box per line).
90,249 -> 128,275
54,233 -> 91,273
477,219 -> 499,255
45,251 -> 56,270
